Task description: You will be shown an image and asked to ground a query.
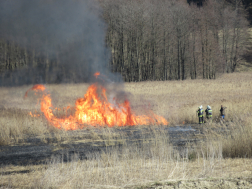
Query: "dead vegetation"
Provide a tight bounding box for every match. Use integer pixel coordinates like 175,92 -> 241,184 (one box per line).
1,72 -> 252,188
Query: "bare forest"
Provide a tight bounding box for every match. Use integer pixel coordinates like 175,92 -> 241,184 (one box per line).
101,0 -> 250,81
0,0 -> 251,85
1,1 -> 252,188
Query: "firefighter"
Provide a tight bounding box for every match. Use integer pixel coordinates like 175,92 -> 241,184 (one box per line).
205,105 -> 212,120
220,105 -> 227,119
197,105 -> 204,124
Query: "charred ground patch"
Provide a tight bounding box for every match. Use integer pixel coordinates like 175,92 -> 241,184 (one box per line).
0,125 -> 204,166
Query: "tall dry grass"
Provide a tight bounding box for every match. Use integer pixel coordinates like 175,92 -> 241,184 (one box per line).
221,115 -> 252,158
0,125 -> 229,188
125,72 -> 252,125
0,108 -> 49,145
1,73 -> 252,126
1,132 -> 252,188
37,143 -> 222,188
1,72 -> 252,188
1,72 -> 252,154
0,83 -> 89,145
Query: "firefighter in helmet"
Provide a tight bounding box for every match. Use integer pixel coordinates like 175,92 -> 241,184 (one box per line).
197,105 -> 204,124
205,105 -> 212,120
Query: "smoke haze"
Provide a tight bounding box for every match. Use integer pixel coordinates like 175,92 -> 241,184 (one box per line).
0,0 -> 120,86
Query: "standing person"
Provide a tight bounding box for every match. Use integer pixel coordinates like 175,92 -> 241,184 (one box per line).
197,105 -> 204,124
220,105 -> 227,119
205,105 -> 212,120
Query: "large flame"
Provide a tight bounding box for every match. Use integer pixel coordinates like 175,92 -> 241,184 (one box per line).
25,74 -> 168,130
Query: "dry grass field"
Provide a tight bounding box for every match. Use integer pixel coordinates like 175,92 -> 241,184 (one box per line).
1,72 -> 252,188
126,72 -> 252,124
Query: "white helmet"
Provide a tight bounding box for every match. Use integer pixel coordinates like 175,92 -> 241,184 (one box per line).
207,105 -> 211,109
200,105 -> 203,109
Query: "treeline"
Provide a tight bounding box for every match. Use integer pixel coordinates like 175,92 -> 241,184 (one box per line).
0,0 -> 251,85
100,0 -> 250,81
0,0 -> 107,86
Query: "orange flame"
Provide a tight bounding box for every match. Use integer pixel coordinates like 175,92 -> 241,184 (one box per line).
29,111 -> 41,117
26,83 -> 168,130
94,72 -> 100,78
24,84 -> 46,98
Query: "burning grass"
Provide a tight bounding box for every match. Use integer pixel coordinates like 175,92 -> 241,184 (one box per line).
24,81 -> 168,130
1,72 -> 252,188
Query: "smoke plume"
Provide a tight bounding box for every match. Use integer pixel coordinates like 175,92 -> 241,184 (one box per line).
0,0 -> 120,86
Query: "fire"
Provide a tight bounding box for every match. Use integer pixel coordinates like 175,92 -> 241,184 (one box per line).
25,75 -> 168,130
94,72 -> 100,78
29,111 -> 41,117
24,84 -> 46,98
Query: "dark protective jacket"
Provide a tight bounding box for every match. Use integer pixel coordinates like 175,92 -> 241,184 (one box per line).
220,107 -> 226,116
205,108 -> 212,118
198,108 -> 204,117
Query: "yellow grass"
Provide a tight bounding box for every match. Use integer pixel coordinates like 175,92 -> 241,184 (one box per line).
1,72 -> 252,127
1,72 -> 252,188
125,72 -> 252,125
1,152 -> 252,188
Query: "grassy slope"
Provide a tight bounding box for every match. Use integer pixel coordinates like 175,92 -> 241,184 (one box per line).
125,72 -> 252,125
1,72 -> 252,129
1,72 -> 252,188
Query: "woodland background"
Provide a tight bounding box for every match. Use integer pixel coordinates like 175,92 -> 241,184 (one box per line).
0,0 -> 252,85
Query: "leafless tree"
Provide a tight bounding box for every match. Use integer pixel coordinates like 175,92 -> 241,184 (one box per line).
0,0 -> 250,85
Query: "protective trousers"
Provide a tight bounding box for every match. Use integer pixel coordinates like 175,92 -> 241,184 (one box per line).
199,116 -> 204,124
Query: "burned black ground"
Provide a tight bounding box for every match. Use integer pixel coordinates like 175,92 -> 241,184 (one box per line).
0,125 -> 207,167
